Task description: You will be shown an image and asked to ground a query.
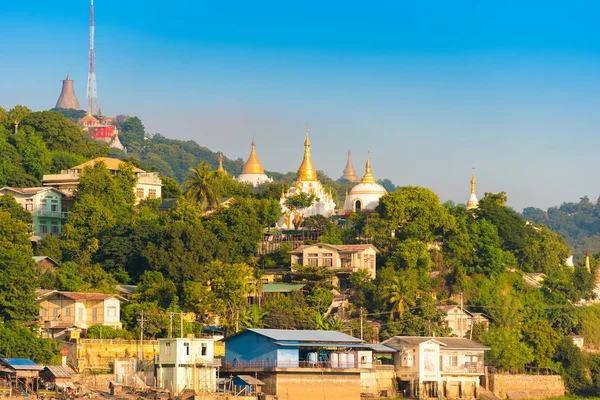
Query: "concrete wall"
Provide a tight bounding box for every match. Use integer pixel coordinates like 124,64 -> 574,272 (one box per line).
360,366 -> 397,397
264,371 -> 362,400
63,339 -> 159,371
489,374 -> 565,399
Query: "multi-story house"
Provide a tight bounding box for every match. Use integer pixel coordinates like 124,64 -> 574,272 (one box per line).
436,305 -> 490,338
382,336 -> 489,399
42,157 -> 162,203
0,187 -> 67,238
155,338 -> 220,395
289,243 -> 379,279
36,290 -> 126,339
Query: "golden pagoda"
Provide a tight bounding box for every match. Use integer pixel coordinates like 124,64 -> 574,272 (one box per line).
241,140 -> 265,175
340,149 -> 360,182
466,167 -> 479,210
361,159 -> 377,184
237,140 -> 272,186
297,126 -> 317,182
217,153 -> 227,175
594,261 -> 600,285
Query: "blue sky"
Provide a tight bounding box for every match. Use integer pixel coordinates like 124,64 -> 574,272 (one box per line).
1,0 -> 599,210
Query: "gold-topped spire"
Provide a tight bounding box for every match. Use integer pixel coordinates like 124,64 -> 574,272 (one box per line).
297,125 -> 317,182
586,251 -> 591,273
340,149 -> 360,182
217,153 -> 227,174
361,152 -> 377,184
280,186 -> 286,199
466,166 -> 479,210
241,139 -> 266,175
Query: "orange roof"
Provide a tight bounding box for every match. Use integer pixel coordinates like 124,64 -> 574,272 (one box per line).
70,157 -> 145,173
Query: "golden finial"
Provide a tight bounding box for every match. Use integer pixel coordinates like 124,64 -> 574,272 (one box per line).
280,186 -> 286,199
217,153 -> 227,174
340,148 -> 360,182
297,125 -> 317,182
361,152 -> 376,184
586,251 -> 591,273
241,139 -> 265,175
466,166 -> 479,210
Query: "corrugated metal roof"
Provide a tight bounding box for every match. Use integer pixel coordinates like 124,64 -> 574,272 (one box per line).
261,284 -> 306,293
1,358 -> 43,371
289,243 -> 379,254
235,375 -> 265,385
247,329 -> 363,343
381,336 -> 489,351
44,366 -> 73,378
365,344 -> 397,353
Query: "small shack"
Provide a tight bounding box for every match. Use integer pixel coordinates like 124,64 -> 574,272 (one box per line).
40,366 -> 73,385
233,375 -> 265,394
0,358 -> 44,395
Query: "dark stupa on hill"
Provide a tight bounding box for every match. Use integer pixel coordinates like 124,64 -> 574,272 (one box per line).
55,75 -> 81,110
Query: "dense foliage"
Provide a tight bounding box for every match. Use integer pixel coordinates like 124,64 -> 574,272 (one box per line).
3,105 -> 600,393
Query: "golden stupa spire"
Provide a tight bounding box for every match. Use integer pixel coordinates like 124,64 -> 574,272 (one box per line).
361,152 -> 377,184
280,186 -> 286,199
241,139 -> 266,175
297,124 -> 317,182
340,149 -> 360,182
466,166 -> 479,210
217,153 -> 227,174
586,251 -> 591,273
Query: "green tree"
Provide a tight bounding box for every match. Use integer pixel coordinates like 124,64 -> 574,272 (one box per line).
0,194 -> 32,225
522,320 -> 561,367
0,211 -> 38,322
384,270 -> 418,319
284,192 -> 317,230
483,327 -> 534,372
34,234 -> 63,262
160,175 -> 182,198
184,162 -> 221,209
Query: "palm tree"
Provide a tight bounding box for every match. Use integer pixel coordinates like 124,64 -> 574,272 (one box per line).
242,304 -> 269,328
384,272 -> 417,320
184,162 -> 221,209
315,313 -> 343,331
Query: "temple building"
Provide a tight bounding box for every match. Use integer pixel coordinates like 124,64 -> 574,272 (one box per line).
236,140 -> 272,186
344,157 -> 387,213
78,110 -> 125,152
466,167 -> 479,210
55,75 -> 81,110
277,129 -> 336,229
339,149 -> 360,182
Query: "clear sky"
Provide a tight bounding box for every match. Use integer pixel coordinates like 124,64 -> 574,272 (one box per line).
1,0 -> 599,210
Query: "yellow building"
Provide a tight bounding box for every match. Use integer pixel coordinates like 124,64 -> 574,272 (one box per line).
289,243 -> 379,279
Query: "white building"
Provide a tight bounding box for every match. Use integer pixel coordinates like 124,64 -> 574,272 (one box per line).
277,130 -> 336,229
42,157 -> 162,203
344,158 -> 387,214
382,336 -> 489,399
155,338 -> 220,396
289,243 -> 379,279
236,140 -> 272,186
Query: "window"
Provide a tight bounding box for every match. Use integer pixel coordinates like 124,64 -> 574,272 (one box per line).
449,355 -> 458,367
51,204 -> 58,212
107,306 -> 117,319
307,253 -> 318,266
52,308 -> 58,318
92,308 -> 98,322
51,225 -> 60,234
41,308 -> 47,318
25,203 -> 33,211
148,189 -> 157,199
78,308 -> 84,321
136,188 -> 144,198
66,307 -> 71,318
40,225 -> 48,234
165,342 -> 171,356
201,343 -> 207,356
184,342 -> 190,355
321,253 -> 333,267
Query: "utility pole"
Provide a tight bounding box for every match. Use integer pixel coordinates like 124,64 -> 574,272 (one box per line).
169,312 -> 173,339
360,307 -> 364,341
459,291 -> 464,338
180,312 -> 184,338
138,310 -> 145,364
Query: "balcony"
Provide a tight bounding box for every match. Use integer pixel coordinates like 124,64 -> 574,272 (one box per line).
196,358 -> 221,367
36,210 -> 68,219
441,362 -> 484,374
224,359 -> 371,370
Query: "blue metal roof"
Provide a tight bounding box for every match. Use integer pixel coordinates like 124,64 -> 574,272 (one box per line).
1,358 -> 43,371
246,329 -> 363,343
